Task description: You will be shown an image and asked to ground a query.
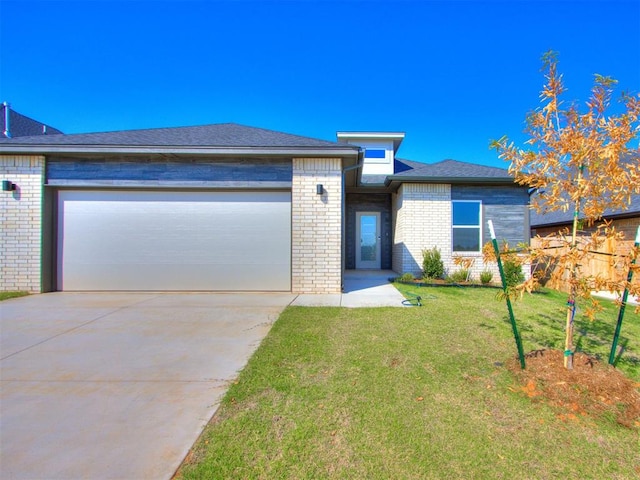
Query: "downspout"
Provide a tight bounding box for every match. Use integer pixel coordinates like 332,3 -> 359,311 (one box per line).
340,148 -> 365,290
342,150 -> 365,174
3,102 -> 11,138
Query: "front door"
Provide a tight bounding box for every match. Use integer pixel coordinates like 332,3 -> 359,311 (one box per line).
356,212 -> 381,269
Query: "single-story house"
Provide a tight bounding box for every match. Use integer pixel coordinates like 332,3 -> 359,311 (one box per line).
530,193 -> 640,288
0,108 -> 530,294
530,194 -> 640,244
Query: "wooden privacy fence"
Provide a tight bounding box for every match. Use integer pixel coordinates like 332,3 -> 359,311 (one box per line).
530,236 -> 639,293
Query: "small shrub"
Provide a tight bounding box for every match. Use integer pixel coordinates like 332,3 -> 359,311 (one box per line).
480,270 -> 493,285
449,269 -> 470,283
397,272 -> 415,284
422,247 -> 444,279
503,260 -> 525,287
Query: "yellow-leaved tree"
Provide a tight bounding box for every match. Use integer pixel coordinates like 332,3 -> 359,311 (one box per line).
492,51 -> 640,369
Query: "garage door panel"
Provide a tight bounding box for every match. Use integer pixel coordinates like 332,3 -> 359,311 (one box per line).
60,263 -> 292,291
57,190 -> 291,291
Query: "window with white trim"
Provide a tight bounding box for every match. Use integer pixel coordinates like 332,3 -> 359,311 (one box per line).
452,201 -> 481,252
362,146 -> 389,164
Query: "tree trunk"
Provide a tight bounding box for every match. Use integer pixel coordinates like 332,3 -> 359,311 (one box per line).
564,165 -> 584,369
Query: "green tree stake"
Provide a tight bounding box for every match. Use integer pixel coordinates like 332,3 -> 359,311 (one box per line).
488,220 -> 526,369
608,225 -> 640,365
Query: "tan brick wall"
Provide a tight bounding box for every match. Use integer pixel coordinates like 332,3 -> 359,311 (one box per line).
393,183 -> 452,277
292,158 -> 342,293
0,155 -> 45,292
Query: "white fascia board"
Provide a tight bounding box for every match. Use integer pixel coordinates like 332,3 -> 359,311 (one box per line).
337,132 -> 405,139
336,132 -> 405,153
0,145 -> 361,157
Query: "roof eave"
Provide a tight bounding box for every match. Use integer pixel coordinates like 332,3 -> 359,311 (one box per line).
531,210 -> 640,229
385,175 -> 516,189
0,144 -> 361,157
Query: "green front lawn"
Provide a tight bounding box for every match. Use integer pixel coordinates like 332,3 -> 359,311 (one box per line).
394,283 -> 640,378
177,287 -> 639,479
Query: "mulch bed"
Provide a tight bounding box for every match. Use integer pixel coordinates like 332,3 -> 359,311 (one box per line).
507,349 -> 640,428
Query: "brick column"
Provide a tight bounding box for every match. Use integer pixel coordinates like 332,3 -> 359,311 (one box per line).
292,158 -> 342,293
0,155 -> 45,292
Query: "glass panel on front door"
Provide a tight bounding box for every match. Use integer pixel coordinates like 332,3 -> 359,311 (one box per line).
356,212 -> 381,269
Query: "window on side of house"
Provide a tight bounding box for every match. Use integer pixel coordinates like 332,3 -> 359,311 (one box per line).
452,201 -> 481,252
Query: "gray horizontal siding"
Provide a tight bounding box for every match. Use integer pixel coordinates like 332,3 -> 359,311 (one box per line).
452,185 -> 529,247
46,157 -> 292,187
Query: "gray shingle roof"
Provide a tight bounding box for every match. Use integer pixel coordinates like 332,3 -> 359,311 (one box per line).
395,158 -> 512,178
530,193 -> 640,227
1,104 -> 63,137
0,122 -> 347,148
380,158 -> 514,187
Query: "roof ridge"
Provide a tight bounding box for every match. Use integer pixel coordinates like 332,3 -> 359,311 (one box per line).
48,122 -> 238,137
436,158 -> 509,170
9,121 -> 343,146
220,122 -> 344,145
396,157 -> 510,173
0,121 -> 360,150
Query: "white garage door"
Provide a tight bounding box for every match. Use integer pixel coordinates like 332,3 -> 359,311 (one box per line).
57,190 -> 291,291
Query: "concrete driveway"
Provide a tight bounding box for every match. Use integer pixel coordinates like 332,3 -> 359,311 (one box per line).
0,292 -> 296,480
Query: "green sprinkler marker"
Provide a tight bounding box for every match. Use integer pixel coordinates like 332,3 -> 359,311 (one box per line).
488,220 -> 526,369
608,225 -> 640,365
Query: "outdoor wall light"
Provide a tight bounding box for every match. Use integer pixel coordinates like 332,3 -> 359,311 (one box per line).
316,184 -> 324,195
2,180 -> 16,191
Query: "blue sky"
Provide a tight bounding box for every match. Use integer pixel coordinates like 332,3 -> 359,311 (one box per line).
1,0 -> 638,167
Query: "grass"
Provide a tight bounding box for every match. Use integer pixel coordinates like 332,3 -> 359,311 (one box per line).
177,286 -> 640,479
395,284 -> 640,378
0,291 -> 29,301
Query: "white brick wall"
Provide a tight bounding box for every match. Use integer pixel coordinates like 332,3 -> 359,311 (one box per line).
393,183 -> 452,277
452,254 -> 505,283
0,155 -> 45,292
292,158 -> 342,293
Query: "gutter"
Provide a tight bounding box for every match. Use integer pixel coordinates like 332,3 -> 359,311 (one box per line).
0,144 -> 362,157
385,175 -> 516,189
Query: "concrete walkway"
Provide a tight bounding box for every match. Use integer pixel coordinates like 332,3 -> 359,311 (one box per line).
291,270 -> 408,307
592,290 -> 639,305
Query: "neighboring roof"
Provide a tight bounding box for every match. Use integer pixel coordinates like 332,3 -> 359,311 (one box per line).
0,122 -> 361,157
382,158 -> 515,188
530,193 -> 640,228
1,103 -> 63,137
